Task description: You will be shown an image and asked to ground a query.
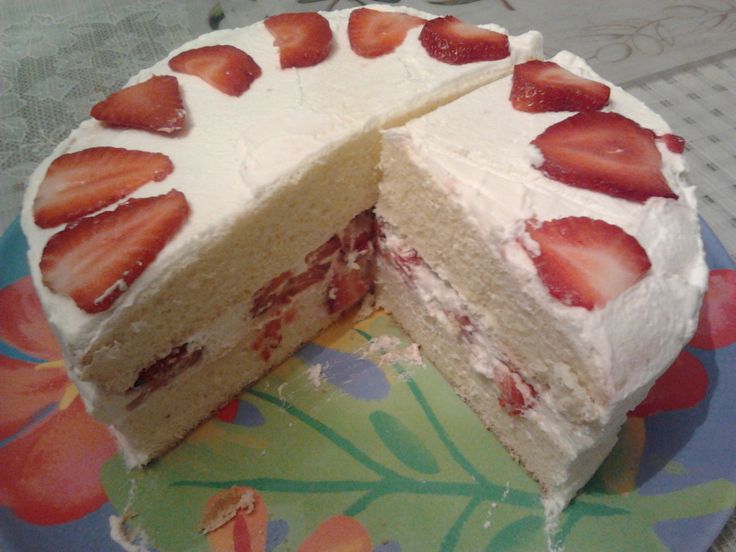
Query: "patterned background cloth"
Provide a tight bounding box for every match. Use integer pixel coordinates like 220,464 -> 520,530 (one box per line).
1,0 -> 734,549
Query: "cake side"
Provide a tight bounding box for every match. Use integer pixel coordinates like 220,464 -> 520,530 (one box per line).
375,50 -> 706,511
377,51 -> 706,415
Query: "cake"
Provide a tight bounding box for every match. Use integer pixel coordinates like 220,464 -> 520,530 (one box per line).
376,50 -> 706,514
19,4 -> 705,514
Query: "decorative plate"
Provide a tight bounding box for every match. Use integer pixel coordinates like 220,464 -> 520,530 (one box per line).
1,217 -> 734,552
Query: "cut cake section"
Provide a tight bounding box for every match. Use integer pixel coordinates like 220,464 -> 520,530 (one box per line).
376,50 -> 707,512
20,6 -> 542,466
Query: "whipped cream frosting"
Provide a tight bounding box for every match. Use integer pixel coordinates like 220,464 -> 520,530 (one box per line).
20,6 -> 543,362
383,50 -> 707,409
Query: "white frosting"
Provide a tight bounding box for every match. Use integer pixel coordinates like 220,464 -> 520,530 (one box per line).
20,6 -> 542,367
383,50 -> 707,408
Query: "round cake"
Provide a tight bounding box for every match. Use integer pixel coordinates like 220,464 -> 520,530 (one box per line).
19,4 -> 705,515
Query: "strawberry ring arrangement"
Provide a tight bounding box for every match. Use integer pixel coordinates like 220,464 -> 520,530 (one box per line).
18,4 -> 706,527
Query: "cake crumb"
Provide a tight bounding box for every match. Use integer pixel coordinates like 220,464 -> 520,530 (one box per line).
307,363 -> 324,388
362,336 -> 423,372
200,487 -> 255,534
108,478 -> 151,551
109,512 -> 150,552
482,483 -> 509,530
277,382 -> 288,401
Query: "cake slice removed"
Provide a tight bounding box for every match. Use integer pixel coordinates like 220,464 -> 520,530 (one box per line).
376,51 -> 707,514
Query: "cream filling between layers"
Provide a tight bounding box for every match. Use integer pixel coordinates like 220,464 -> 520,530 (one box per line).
20,6 -> 543,379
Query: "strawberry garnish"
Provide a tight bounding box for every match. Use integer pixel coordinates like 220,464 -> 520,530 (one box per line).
510,60 -> 610,112
169,45 -> 262,97
522,217 -> 651,310
40,190 -> 189,313
419,16 -> 509,65
531,111 -> 677,202
348,8 -> 425,58
90,75 -> 186,134
33,147 -> 173,228
264,12 -> 332,69
658,133 -> 686,154
305,235 -> 341,265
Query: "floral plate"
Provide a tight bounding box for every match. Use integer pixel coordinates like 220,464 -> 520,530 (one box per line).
1,217 -> 735,552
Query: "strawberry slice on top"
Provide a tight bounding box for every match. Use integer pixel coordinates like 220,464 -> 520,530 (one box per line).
510,60 -> 610,112
264,12 -> 333,69
40,190 -> 189,313
169,45 -> 262,97
91,75 -> 186,134
348,8 -> 425,58
531,111 -> 677,202
521,216 -> 652,310
33,147 -> 174,229
419,16 -> 509,65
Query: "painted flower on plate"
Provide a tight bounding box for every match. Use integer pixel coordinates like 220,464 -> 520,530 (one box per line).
0,276 -> 117,525
205,487 -> 373,552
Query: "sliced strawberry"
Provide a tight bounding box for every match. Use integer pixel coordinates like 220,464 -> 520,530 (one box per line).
419,16 -> 509,65
305,235 -> 340,265
40,190 -> 189,313
658,133 -> 686,154
510,60 -> 610,113
341,210 -> 375,254
522,217 -> 651,310
497,369 -> 537,416
251,270 -> 292,318
264,12 -> 333,69
287,263 -> 331,297
327,267 -> 372,315
250,318 -> 283,362
169,45 -> 262,97
348,8 -> 425,58
33,147 -> 174,228
531,112 -> 677,202
327,213 -> 376,314
90,75 -> 186,134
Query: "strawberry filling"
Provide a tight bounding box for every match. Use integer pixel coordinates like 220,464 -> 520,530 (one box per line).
127,344 -> 204,410
497,367 -> 538,416
249,211 -> 376,358
377,220 -> 540,418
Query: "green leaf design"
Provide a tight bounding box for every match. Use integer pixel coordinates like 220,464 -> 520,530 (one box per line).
369,410 -> 440,474
486,515 -> 546,550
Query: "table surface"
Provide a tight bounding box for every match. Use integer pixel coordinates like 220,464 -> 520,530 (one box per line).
1,0 -> 734,550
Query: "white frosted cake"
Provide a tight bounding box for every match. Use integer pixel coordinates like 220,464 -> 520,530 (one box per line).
376,50 -> 706,514
21,6 -> 541,466
20,4 -> 705,514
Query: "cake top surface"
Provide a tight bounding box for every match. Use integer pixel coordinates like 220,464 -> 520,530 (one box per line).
20,5 -> 542,347
384,50 -> 707,402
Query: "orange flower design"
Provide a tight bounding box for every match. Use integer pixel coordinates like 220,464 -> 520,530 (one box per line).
0,276 -> 117,525
205,487 -> 372,552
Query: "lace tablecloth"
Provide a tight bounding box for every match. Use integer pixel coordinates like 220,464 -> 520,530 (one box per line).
1,0 -> 734,550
